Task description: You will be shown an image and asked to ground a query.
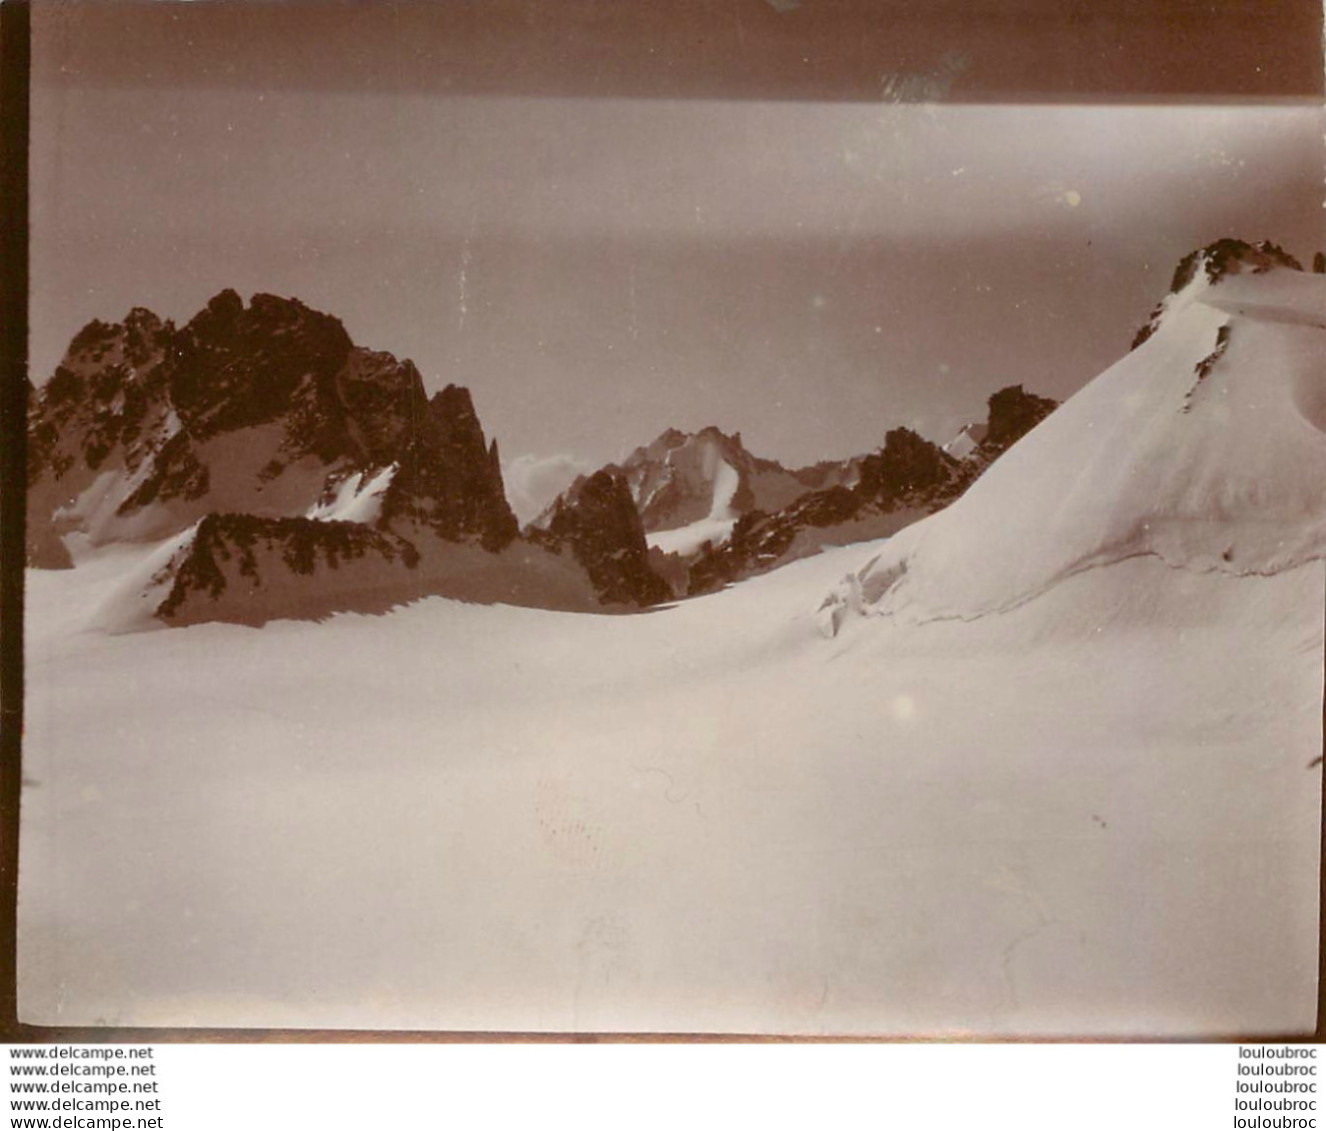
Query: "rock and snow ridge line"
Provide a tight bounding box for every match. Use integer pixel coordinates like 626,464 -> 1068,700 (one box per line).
685,385 -> 1059,596
545,386 -> 1059,600
29,283 -> 1063,627
33,238 -> 1322,632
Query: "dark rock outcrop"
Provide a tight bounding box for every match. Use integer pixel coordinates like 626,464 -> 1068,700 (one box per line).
854,427 -> 960,505
380,384 -> 518,551
979,385 -> 1058,458
533,470 -> 672,607
168,290 -> 355,444
155,512 -> 421,627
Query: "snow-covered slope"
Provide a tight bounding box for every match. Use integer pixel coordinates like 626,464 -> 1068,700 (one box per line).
821,252 -> 1326,633
21,537 -> 1321,1035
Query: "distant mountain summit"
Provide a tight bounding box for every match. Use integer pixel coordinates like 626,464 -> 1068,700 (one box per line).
625,426 -> 843,532
534,425 -> 862,569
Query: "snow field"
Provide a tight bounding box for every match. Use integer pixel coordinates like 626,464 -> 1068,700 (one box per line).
19,542 -> 1322,1034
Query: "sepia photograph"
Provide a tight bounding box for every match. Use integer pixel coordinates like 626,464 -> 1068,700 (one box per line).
12,0 -> 1325,1038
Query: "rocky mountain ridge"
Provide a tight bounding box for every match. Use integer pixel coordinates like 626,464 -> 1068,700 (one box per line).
32,240 -> 1289,628
27,290 -> 521,559
686,384 -> 1059,595
26,291 -> 655,623
533,425 -> 851,540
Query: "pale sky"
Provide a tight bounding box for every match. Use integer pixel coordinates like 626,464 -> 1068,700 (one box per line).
29,3 -> 1325,476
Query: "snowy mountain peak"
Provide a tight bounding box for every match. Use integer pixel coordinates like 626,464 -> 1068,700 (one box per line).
536,425 -> 824,555
823,246 -> 1326,635
1131,239 -> 1304,350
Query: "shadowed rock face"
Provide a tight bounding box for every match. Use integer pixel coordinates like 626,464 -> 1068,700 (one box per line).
28,307 -> 177,486
535,470 -> 673,607
381,384 -> 518,552
27,290 -> 518,564
168,290 -> 356,444
155,512 -> 421,626
854,427 -> 960,505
